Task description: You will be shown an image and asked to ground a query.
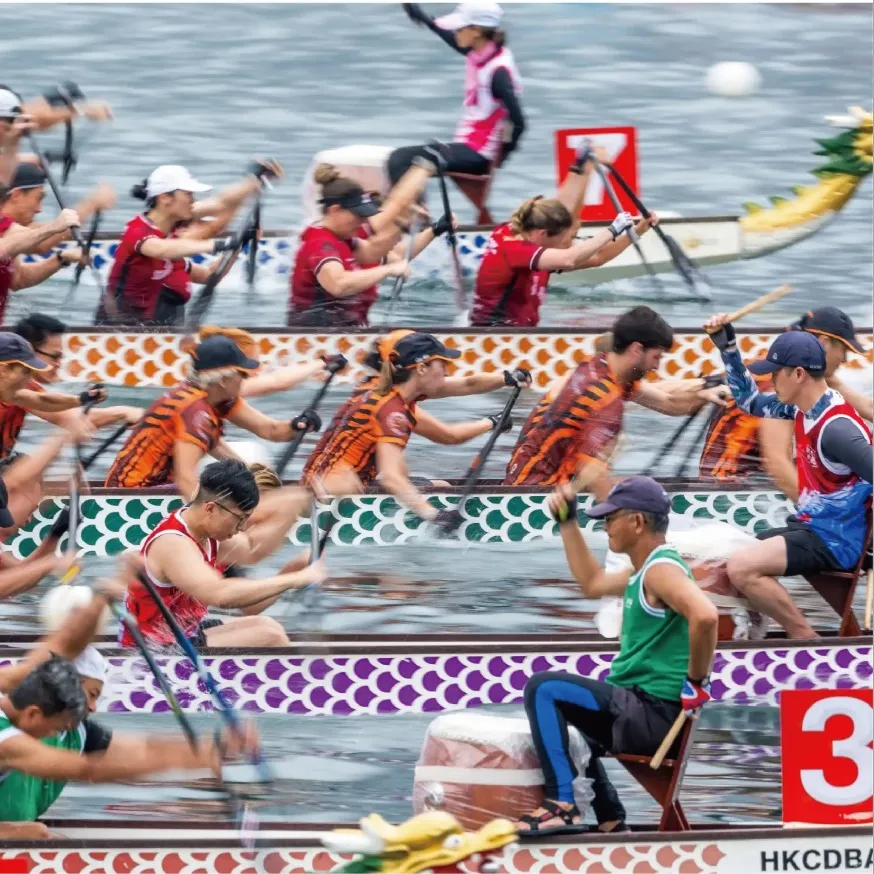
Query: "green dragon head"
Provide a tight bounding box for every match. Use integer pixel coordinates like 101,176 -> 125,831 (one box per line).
814,106 -> 873,177
320,811 -> 518,874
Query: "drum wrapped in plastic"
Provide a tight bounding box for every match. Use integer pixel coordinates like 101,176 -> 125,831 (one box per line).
413,712 -> 592,829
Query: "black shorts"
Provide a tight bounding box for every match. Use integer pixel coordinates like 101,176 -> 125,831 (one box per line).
188,618 -> 224,648
757,518 -> 841,577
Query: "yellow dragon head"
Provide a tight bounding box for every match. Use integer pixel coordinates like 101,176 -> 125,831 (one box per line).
320,811 -> 518,874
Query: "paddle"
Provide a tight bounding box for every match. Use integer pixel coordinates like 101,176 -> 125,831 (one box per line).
134,569 -> 274,787
245,197 -> 261,292
435,374 -> 525,534
274,355 -> 348,477
650,710 -> 687,770
60,209 -> 102,314
723,284 -> 792,323
605,161 -> 712,300
434,162 -> 467,320
80,420 -> 129,470
185,199 -> 260,331
384,215 -> 423,325
589,155 -> 665,296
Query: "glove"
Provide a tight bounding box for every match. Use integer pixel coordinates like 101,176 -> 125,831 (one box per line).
433,508 -> 463,534
49,504 -> 71,539
608,212 -> 634,241
421,140 -> 451,172
431,214 -> 452,238
569,138 -> 593,175
707,321 -> 736,352
504,368 -> 531,388
212,233 -> 243,255
79,382 -> 106,407
291,409 -> 322,434
487,413 -> 514,434
247,159 -> 280,181
43,81 -> 84,108
548,490 -> 578,526
681,676 -> 712,716
322,353 -> 348,375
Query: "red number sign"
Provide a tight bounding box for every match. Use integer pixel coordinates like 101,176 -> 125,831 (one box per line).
554,126 -> 639,222
781,688 -> 873,825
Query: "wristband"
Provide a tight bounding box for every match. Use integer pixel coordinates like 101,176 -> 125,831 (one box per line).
55,251 -> 69,269
550,492 -> 578,525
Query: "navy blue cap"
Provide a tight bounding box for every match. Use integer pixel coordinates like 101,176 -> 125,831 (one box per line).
791,307 -> 865,354
587,475 -> 671,519
0,332 -> 52,372
191,335 -> 259,373
9,163 -> 46,192
748,331 -> 827,375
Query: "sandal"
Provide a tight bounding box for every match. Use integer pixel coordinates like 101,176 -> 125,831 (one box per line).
516,799 -> 586,837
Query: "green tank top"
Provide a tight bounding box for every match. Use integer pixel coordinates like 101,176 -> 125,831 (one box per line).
0,713 -> 85,821
607,544 -> 691,702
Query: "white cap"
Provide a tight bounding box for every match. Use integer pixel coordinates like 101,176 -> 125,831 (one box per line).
145,164 -> 212,199
0,88 -> 22,120
435,1 -> 503,31
73,645 -> 107,683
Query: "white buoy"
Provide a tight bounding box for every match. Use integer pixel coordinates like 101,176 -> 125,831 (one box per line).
39,585 -> 95,632
706,62 -> 761,98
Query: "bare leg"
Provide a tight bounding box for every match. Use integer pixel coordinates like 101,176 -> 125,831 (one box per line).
726,537 -> 817,638
204,615 -> 289,647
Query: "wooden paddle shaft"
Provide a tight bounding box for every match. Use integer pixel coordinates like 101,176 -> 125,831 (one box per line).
864,569 -> 873,632
725,284 -> 793,323
650,710 -> 687,770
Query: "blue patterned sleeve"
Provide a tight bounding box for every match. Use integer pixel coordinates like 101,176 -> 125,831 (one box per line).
720,347 -> 797,419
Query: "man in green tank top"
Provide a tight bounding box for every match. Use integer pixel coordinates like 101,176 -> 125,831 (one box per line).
516,475 -> 718,837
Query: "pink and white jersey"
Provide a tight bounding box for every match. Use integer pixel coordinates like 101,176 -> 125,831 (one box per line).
794,391 -> 872,568
454,45 -> 522,162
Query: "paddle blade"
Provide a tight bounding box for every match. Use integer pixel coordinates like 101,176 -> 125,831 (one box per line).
662,234 -> 713,300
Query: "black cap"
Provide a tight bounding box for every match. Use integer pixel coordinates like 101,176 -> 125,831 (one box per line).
9,163 -> 46,192
587,475 -> 671,519
321,188 -> 380,218
392,332 -> 462,368
191,336 -> 260,373
748,331 -> 827,375
0,477 -> 14,528
792,307 -> 866,354
0,333 -> 52,372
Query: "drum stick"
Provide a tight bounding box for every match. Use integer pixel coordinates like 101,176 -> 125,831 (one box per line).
650,710 -> 687,770
725,284 -> 792,323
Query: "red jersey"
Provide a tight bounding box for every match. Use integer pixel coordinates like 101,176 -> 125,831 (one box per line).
0,379 -> 44,460
472,223 -> 550,327
0,214 -> 16,323
162,259 -> 193,302
289,225 -> 365,327
107,214 -> 188,320
119,508 -> 219,646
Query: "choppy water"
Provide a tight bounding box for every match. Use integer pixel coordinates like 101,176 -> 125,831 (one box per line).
1,2 -> 871,829
1,3 -> 872,326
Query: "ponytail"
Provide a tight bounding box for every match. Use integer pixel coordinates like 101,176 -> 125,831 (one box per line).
510,196 -> 572,237
131,177 -> 157,211
315,162 -> 366,212
479,27 -> 506,47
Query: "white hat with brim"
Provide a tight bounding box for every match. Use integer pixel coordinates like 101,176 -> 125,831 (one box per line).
146,164 -> 212,199
73,645 -> 107,683
435,1 -> 503,31
0,88 -> 22,120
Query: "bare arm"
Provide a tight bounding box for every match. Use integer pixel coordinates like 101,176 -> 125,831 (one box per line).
432,372 -> 506,398
139,236 -> 217,260
240,360 -> 326,399
577,217 -> 656,268
10,388 -> 80,414
0,213 -> 78,260
366,164 -> 433,236
175,209 -> 236,241
0,432 -> 68,492
172,441 -> 207,501
317,259 -> 400,298
827,374 -> 873,422
24,185 -> 117,254
191,177 -> 260,220
0,554 -> 67,601
413,407 -> 492,445
227,399 -> 293,442
536,229 -> 614,272
758,418 -> 798,502
375,442 -> 436,520
632,380 -> 710,417
644,562 -> 718,680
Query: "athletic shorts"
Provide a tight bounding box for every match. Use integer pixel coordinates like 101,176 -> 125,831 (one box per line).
757,518 -> 842,577
188,618 -> 224,648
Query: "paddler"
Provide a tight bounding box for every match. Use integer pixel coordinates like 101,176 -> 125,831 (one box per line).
301,328 -> 532,485
288,158 -> 449,327
123,458 -> 347,648
302,332 -> 525,521
505,307 -> 725,492
104,334 -> 330,498
96,161 -> 281,325
705,316 -> 872,639
516,476 -> 717,836
700,306 -> 872,497
471,144 -> 656,327
0,556 -> 260,839
393,2 -> 525,183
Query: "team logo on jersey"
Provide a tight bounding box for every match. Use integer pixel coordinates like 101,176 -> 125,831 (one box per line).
151,259 -> 174,281
804,444 -> 819,468
386,412 -> 411,438
191,410 -> 214,443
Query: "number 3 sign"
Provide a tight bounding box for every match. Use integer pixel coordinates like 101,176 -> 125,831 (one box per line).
781,688 -> 873,825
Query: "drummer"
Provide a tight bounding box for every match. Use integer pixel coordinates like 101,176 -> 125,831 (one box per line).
288,158 -> 447,327
301,332 -> 525,521
301,328 -> 531,484
392,2 -> 525,183
96,161 -> 281,325
471,142 -> 658,327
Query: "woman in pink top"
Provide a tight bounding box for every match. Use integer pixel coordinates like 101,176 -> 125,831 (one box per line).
390,2 -> 525,185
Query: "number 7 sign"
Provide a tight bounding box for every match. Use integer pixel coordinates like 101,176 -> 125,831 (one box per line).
781,688 -> 873,825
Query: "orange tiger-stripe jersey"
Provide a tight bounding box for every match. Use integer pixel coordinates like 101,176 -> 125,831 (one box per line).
699,368 -> 774,480
505,354 -> 634,486
303,386 -> 416,487
105,382 -> 235,488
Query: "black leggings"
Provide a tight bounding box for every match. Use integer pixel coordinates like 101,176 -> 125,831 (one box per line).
387,142 -> 490,186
